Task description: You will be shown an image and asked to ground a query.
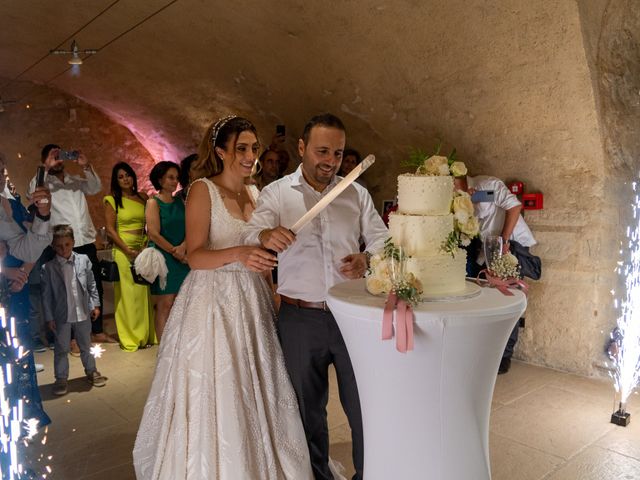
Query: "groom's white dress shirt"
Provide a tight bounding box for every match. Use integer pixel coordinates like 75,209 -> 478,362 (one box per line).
244,166 -> 388,303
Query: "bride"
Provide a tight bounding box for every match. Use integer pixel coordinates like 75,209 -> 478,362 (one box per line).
133,116 -> 315,479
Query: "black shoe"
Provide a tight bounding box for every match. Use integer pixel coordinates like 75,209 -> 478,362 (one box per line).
32,338 -> 47,353
498,357 -> 511,375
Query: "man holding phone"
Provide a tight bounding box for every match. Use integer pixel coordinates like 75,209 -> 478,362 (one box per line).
27,144 -> 115,344
1,152 -> 52,263
454,173 -> 536,373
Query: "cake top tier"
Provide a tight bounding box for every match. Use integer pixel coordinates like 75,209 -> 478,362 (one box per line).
397,174 -> 453,215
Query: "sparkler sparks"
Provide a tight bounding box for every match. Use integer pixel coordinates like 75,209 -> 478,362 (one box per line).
22,419 -> 39,441
90,344 -> 105,359
611,180 -> 640,412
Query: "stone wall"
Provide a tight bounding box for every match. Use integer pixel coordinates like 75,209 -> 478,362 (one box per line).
0,80 -> 157,235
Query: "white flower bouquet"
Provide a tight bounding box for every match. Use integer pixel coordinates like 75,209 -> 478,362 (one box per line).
365,239 -> 423,305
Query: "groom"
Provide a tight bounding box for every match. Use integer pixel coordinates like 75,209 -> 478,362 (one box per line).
244,113 -> 388,479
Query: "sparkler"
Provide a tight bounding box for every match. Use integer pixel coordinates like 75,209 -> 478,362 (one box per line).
90,344 -> 105,359
610,180 -> 640,426
0,261 -> 50,477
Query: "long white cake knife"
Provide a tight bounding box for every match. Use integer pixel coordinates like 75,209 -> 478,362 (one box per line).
289,154 -> 375,234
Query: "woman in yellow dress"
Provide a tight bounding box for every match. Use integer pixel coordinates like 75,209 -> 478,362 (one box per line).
104,162 -> 155,351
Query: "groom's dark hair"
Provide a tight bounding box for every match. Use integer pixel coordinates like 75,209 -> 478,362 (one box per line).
301,113 -> 346,144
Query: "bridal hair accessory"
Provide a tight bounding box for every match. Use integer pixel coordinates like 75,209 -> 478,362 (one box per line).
211,115 -> 237,147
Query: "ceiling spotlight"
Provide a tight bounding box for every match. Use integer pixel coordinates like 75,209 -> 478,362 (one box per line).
50,40 -> 98,65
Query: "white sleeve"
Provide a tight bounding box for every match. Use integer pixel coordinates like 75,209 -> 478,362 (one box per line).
241,185 -> 281,246
357,185 -> 389,253
491,178 -> 521,211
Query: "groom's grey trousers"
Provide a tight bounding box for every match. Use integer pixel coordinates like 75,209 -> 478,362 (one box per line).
278,302 -> 364,480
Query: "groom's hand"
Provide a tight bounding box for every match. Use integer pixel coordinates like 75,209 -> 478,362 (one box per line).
258,227 -> 296,253
340,253 -> 367,279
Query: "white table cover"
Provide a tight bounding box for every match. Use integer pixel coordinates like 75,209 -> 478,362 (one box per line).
327,279 -> 527,480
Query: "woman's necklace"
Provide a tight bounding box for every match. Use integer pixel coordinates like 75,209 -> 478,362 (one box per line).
216,182 -> 244,199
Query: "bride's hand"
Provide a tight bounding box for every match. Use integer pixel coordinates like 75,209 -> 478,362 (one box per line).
237,247 -> 277,272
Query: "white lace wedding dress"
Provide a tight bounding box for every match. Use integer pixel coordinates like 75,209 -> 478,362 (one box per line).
133,178 -> 314,479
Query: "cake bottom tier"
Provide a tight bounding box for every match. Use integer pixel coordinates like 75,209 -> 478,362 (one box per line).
407,249 -> 468,297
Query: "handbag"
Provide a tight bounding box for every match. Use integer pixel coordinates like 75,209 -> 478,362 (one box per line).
99,259 -> 120,282
130,262 -> 152,286
509,240 -> 542,280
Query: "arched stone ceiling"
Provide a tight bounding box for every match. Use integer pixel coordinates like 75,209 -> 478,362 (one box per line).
0,0 -> 605,186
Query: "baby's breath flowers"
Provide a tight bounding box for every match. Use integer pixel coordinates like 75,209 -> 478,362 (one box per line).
488,253 -> 521,279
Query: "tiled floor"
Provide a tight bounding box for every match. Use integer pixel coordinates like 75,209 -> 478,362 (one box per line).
24,335 -> 639,479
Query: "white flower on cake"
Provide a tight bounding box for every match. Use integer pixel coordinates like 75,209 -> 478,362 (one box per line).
417,155 -> 449,176
442,189 -> 480,256
365,239 -> 423,304
452,192 -> 474,224
450,161 -> 468,177
460,216 -> 479,237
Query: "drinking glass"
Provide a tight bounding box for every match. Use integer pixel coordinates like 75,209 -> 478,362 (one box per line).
387,246 -> 406,290
484,235 -> 503,271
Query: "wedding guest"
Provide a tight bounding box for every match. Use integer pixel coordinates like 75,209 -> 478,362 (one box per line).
27,144 -> 115,345
42,225 -> 107,396
146,161 -> 190,340
1,179 -> 51,264
454,174 -> 537,374
255,149 -> 281,190
244,113 -> 388,480
277,149 -> 291,177
338,148 -> 369,189
178,153 -> 198,201
104,162 -> 155,352
0,153 -> 50,429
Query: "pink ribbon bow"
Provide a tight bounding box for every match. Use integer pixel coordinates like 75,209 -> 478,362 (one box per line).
382,291 -> 414,353
477,270 -> 529,296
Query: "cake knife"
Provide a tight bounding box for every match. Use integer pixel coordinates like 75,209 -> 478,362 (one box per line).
289,154 -> 375,234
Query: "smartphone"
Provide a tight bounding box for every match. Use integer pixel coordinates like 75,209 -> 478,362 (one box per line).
36,166 -> 46,187
471,190 -> 495,203
276,124 -> 286,136
57,149 -> 79,161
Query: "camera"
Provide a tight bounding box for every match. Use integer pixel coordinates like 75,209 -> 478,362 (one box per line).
57,149 -> 79,161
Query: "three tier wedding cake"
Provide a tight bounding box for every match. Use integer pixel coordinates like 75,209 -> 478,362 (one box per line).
366,153 -> 479,299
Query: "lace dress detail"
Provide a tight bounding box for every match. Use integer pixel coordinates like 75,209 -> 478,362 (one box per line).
133,178 -> 313,480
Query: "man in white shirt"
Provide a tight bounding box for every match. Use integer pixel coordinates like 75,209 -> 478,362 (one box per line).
243,113 -> 387,480
454,174 -> 537,373
27,144 -> 114,343
0,153 -> 52,275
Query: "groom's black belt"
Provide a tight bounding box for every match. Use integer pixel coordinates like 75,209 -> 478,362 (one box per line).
281,295 -> 330,312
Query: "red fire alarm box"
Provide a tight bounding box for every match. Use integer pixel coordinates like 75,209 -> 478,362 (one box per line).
522,193 -> 543,210
508,181 -> 524,196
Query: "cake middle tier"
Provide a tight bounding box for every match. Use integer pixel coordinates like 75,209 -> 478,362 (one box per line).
389,212 -> 453,256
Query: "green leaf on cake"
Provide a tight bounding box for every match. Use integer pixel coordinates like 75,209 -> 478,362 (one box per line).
441,231 -> 460,257
447,148 -> 457,166
401,148 -> 429,169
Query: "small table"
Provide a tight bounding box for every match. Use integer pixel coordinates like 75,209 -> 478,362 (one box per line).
327,279 -> 527,480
